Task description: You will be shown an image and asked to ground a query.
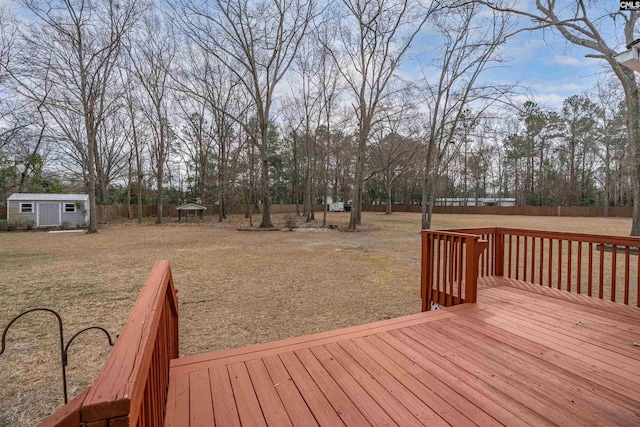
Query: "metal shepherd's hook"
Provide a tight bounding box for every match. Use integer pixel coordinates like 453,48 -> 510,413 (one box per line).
0,308 -> 115,404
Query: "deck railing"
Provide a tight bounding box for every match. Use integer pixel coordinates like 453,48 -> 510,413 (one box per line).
421,230 -> 488,311
39,261 -> 179,427
426,227 -> 640,308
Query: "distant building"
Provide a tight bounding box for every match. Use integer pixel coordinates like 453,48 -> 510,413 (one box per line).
434,197 -> 516,207
7,193 -> 89,227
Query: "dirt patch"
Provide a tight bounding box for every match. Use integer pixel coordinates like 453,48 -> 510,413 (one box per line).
0,212 -> 634,426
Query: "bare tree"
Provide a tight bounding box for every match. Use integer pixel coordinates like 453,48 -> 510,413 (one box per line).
481,2 -> 640,234
368,130 -> 419,215
127,12 -> 176,224
176,0 -> 316,227
120,65 -> 146,223
316,22 -> 343,227
419,3 -> 514,229
326,0 -> 438,230
12,0 -> 141,232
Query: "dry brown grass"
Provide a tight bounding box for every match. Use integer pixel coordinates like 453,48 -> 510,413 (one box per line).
0,212 -> 634,426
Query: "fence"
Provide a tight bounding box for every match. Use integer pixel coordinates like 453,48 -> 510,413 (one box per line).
363,204 -> 634,217
0,204 -> 634,223
94,203 -> 324,222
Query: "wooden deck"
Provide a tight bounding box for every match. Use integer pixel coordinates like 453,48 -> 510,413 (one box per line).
164,277 -> 640,426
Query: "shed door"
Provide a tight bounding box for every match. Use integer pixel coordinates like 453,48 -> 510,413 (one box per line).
38,203 -> 60,226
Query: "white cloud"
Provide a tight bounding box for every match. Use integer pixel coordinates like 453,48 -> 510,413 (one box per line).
512,93 -> 566,110
552,55 -> 589,67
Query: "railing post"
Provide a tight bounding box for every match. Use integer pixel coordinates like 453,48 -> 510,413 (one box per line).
465,237 -> 488,303
421,231 -> 431,312
495,228 -> 504,276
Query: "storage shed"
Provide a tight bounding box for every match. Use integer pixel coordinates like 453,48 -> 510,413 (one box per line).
7,193 -> 89,228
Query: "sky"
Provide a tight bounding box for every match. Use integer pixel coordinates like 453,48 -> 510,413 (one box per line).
0,0 -> 629,113
461,2 -> 624,111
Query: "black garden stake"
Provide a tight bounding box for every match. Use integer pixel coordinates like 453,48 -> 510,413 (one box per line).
0,308 -> 114,403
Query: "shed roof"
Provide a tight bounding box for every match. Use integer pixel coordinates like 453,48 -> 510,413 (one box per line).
8,193 -> 89,201
176,203 -> 207,210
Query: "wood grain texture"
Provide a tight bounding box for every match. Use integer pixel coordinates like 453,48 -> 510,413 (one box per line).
164,276 -> 640,426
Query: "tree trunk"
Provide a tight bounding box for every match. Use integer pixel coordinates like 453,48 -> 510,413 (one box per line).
304,133 -> 312,221
86,126 -> 98,233
385,177 -> 392,215
260,152 -> 272,227
127,155 -> 132,219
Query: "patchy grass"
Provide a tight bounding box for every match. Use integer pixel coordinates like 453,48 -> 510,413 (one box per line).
0,212 -> 635,426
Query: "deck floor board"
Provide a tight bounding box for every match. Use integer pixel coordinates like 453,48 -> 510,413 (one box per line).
165,277 -> 640,426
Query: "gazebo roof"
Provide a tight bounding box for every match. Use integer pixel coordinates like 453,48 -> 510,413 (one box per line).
176,203 -> 207,211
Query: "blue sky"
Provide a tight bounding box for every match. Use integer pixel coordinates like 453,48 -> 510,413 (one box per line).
490,31 -> 607,109
471,1 -> 625,111
1,0 -> 625,112
401,2 -> 625,111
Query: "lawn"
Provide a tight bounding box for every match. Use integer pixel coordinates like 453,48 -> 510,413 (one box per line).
0,212 -> 634,426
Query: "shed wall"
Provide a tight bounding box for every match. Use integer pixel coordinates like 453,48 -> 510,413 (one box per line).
8,200 -> 37,224
6,198 -> 88,227
61,209 -> 86,225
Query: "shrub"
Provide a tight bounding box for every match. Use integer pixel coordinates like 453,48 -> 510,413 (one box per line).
59,221 -> 71,230
283,214 -> 298,231
20,218 -> 34,230
0,220 -> 8,232
7,221 -> 18,232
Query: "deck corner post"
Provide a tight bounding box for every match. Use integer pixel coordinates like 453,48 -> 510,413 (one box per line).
465,237 -> 488,304
421,231 -> 432,312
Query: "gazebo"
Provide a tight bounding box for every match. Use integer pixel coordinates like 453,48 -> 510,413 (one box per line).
176,203 -> 206,222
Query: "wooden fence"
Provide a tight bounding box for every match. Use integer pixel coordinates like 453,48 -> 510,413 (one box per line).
94,203 -> 324,222
39,261 -> 179,427
0,204 -> 634,222
363,204 -> 634,217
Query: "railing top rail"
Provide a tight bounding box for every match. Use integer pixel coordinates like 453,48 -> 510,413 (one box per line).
440,226 -> 640,247
497,227 -> 640,247
438,227 -> 499,235
80,260 -> 176,423
422,229 -> 485,239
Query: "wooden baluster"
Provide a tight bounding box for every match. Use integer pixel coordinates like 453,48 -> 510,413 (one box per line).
557,240 -> 563,289
548,239 -> 553,288
599,244 -> 605,299
484,234 -> 494,276
611,245 -> 617,302
508,234 -> 512,277
457,237 -> 464,305
515,235 -> 520,280
567,241 -> 572,292
447,235 -> 453,307
539,238 -> 544,286
523,236 -> 528,281
485,234 -> 490,275
436,235 -> 441,305
588,243 -> 593,297
577,242 -> 582,295
531,237 -> 536,283
495,229 -> 504,277
624,247 -> 630,305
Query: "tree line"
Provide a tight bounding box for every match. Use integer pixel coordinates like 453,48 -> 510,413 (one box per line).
1,1 -> 639,233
